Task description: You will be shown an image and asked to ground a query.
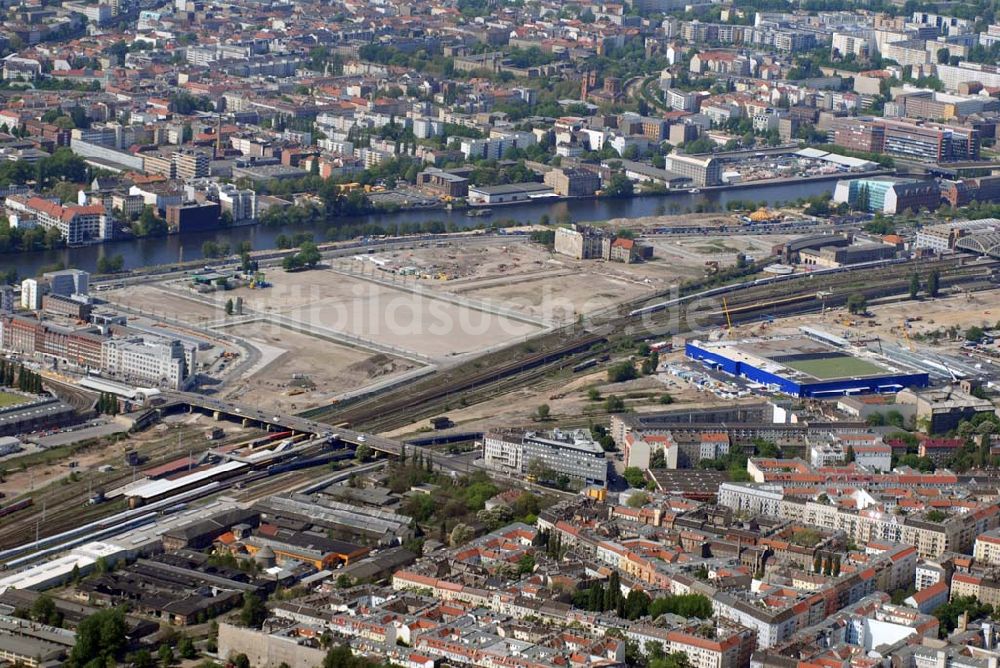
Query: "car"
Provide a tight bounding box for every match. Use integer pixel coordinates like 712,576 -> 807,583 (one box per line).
357,435 -> 367,442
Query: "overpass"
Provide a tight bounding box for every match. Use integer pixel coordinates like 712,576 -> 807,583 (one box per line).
159,391 -> 404,457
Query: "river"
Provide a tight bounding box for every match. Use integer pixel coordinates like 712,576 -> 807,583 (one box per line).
4,178 -> 836,278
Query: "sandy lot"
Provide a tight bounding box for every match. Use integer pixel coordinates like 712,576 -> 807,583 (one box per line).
735,292 -> 999,345
225,268 -> 542,360
463,271 -> 655,322
648,235 -> 794,269
103,284 -> 222,323
218,324 -> 417,413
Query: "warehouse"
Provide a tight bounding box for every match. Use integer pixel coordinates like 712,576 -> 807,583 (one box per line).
685,336 -> 929,398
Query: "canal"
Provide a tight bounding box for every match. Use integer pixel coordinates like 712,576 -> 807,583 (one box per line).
4,178 -> 836,277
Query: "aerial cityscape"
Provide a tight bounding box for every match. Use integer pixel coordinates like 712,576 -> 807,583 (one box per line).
1,0 -> 1000,665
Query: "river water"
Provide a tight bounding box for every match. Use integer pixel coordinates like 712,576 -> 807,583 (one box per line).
4,178 -> 834,278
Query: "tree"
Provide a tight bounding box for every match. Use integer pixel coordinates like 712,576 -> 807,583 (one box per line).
623,467 -> 646,488
965,326 -> 985,343
623,589 -> 652,620
535,404 -> 550,420
649,593 -> 712,619
627,492 -> 650,508
225,298 -> 234,316
282,254 -> 305,271
603,173 -> 634,198
605,395 -> 626,413
133,205 -> 167,237
132,649 -> 155,668
298,241 -> 322,268
355,444 -> 373,462
177,636 -> 196,660
159,643 -> 174,667
70,608 -> 127,666
96,254 -> 124,274
517,553 -> 535,574
239,593 -> 267,628
449,522 -> 474,547
607,362 -> 637,383
232,654 -> 251,668
846,293 -> 867,315
927,269 -> 940,298
909,272 -> 921,299
31,595 -> 61,627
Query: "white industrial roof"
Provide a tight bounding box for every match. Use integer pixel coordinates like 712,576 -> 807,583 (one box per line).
0,542 -> 125,592
118,460 -> 246,499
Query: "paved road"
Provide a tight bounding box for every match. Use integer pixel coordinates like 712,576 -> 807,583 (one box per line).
28,422 -> 129,448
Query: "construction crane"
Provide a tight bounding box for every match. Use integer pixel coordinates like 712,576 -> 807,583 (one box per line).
722,297 -> 734,334
901,319 -> 914,351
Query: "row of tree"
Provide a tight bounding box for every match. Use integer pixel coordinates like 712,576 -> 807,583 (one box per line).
96,392 -> 119,415
909,269 -> 941,299
812,553 -> 842,576
0,360 -> 43,394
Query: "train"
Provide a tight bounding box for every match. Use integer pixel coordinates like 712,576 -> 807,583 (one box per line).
247,431 -> 294,448
0,498 -> 32,519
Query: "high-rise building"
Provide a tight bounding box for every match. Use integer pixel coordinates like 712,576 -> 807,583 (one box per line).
20,279 -> 41,311
0,285 -> 13,314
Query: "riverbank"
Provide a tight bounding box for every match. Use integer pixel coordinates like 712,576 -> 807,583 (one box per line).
3,176 -> 846,278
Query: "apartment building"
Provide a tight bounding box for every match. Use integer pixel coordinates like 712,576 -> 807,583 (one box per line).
143,149 -> 211,180
719,483 -> 1000,558
15,197 -> 110,246
484,429 -> 608,487
974,529 -> 1000,565
216,184 -> 257,222
458,131 -> 536,161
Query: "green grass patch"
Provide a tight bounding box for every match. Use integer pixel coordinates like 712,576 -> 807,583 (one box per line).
0,391 -> 26,408
782,355 -> 886,380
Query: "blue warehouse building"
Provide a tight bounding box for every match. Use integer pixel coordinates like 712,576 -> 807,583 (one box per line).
685,336 -> 929,398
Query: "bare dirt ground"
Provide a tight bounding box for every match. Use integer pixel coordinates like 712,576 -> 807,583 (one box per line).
735,292 -> 1000,345
224,267 -> 542,360
217,324 -> 417,414
103,284 -> 221,323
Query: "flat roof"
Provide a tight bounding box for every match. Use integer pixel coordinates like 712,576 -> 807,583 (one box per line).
116,460 -> 246,500
0,542 -> 125,592
469,182 -> 553,195
690,336 -> 913,382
